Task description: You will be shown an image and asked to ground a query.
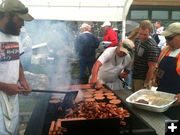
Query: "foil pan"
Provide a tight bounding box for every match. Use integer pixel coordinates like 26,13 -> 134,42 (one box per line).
126,89 -> 177,112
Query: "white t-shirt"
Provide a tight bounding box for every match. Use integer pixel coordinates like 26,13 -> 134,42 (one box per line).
98,47 -> 131,83
169,48 -> 180,57
0,32 -> 22,84
156,27 -> 166,50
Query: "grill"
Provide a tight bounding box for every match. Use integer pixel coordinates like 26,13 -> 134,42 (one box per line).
25,88 -> 156,135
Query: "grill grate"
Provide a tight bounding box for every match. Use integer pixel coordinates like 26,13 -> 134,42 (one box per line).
25,89 -> 156,135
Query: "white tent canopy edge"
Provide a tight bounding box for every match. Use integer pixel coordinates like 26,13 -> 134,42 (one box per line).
1,0 -> 134,39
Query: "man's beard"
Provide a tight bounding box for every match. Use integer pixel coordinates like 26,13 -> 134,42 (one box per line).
5,19 -> 20,35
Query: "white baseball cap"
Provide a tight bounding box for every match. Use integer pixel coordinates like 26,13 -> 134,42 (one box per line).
101,21 -> 111,27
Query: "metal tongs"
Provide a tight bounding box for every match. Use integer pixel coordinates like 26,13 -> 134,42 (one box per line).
21,89 -> 78,94
118,76 -> 131,89
21,89 -> 79,109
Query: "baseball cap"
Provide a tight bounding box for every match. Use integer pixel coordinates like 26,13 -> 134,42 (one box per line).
120,39 -> 134,55
80,23 -> 89,29
101,21 -> 111,27
0,0 -> 34,21
161,22 -> 180,37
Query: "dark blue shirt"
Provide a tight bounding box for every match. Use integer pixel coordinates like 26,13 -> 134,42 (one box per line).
75,32 -> 99,59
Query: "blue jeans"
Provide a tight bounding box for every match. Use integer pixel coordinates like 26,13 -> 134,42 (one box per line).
79,57 -> 95,78
124,70 -> 132,89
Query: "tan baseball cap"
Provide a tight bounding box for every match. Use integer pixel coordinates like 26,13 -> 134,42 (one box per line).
120,39 -> 134,55
161,22 -> 180,37
0,0 -> 33,21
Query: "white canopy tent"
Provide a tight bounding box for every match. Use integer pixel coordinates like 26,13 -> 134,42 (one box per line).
22,0 -> 133,39
1,0 -> 134,39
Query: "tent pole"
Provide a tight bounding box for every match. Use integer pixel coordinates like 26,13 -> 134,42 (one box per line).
122,19 -> 126,40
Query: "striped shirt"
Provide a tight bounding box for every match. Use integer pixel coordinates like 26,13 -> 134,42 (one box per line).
132,38 -> 160,80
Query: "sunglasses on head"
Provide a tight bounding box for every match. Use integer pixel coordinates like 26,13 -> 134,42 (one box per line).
165,35 -> 177,41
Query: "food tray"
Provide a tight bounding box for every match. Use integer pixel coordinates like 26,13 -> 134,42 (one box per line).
100,41 -> 112,47
126,89 -> 177,112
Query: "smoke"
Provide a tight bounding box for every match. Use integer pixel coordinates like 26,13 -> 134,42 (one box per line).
20,20 -> 122,89
20,20 -> 78,89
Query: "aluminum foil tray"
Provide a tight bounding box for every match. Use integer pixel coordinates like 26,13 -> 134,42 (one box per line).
126,89 -> 177,112
100,41 -> 112,47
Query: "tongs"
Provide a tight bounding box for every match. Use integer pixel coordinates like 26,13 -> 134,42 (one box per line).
21,89 -> 79,109
21,89 -> 78,94
118,76 -> 131,89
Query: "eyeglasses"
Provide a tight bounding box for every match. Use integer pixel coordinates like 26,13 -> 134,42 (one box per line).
165,35 -> 177,41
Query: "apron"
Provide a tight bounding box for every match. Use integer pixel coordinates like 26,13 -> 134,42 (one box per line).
157,56 -> 180,119
0,94 -> 19,135
157,56 -> 180,94
0,31 -> 21,134
99,53 -> 125,90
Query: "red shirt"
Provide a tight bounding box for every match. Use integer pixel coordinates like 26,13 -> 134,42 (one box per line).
103,28 -> 118,48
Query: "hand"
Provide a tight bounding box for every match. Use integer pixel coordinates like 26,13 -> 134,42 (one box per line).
152,79 -> 158,87
3,84 -> 22,95
90,78 -> 97,88
93,82 -> 104,89
173,94 -> 180,106
120,72 -> 129,79
19,79 -> 31,96
90,79 -> 104,89
19,79 -> 31,90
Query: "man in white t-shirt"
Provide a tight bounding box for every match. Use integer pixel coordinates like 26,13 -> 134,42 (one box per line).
90,39 -> 134,90
153,20 -> 166,51
0,0 -> 33,134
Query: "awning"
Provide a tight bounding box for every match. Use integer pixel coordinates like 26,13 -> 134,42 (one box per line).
21,0 -> 133,39
22,0 -> 133,22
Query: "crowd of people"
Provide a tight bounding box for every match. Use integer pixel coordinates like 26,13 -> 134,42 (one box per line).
74,19 -> 180,122
0,0 -> 180,134
76,20 -> 180,119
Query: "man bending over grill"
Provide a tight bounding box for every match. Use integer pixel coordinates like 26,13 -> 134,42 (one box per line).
90,39 -> 134,90
0,0 -> 33,134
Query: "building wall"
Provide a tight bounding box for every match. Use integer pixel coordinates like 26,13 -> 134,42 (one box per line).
127,0 -> 180,27
132,0 -> 180,6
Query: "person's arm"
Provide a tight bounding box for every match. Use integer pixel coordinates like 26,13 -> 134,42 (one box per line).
90,60 -> 103,89
144,42 -> 160,89
19,62 -> 31,90
95,36 -> 100,48
152,73 -> 158,87
143,61 -> 156,89
108,32 -> 118,47
74,36 -> 81,56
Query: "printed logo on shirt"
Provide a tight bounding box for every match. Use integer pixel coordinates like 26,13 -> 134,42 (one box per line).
0,42 -> 19,61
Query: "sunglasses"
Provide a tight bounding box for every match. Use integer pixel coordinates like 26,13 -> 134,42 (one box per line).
165,35 -> 177,41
